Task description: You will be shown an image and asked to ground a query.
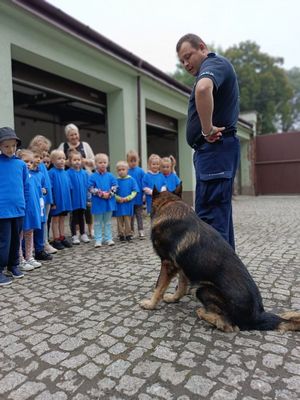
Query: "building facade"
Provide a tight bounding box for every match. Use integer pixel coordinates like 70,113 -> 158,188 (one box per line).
0,0 -> 255,203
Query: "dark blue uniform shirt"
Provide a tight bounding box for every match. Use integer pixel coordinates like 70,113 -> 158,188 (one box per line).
186,53 -> 239,148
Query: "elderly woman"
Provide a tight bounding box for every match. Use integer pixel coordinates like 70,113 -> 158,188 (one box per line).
58,124 -> 95,171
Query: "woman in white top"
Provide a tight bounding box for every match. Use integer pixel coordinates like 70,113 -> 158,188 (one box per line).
58,124 -> 95,172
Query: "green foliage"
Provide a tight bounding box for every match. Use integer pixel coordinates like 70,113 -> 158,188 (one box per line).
171,40 -> 296,134
224,41 -> 293,133
286,67 -> 300,129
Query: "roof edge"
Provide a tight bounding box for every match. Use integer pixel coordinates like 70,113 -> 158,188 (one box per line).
10,0 -> 191,95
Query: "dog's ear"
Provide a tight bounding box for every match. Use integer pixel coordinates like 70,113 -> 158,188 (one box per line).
173,182 -> 182,198
152,185 -> 160,198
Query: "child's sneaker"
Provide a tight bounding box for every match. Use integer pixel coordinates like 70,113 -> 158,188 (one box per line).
106,240 -> 115,246
51,240 -> 65,250
27,258 -> 42,269
61,238 -> 72,248
126,235 -> 133,242
20,260 -> 35,271
81,233 -> 90,243
0,272 -> 12,286
139,231 -> 146,239
6,266 -> 24,279
72,235 -> 80,245
35,250 -> 53,260
44,242 -> 58,254
94,241 -> 102,248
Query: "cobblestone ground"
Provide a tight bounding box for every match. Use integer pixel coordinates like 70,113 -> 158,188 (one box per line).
0,196 -> 300,400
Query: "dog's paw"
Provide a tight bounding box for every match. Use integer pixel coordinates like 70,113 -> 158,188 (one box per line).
140,299 -> 156,310
196,307 -> 205,319
218,321 -> 239,333
163,293 -> 178,303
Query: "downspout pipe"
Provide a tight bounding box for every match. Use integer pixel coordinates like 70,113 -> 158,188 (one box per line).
137,74 -> 142,158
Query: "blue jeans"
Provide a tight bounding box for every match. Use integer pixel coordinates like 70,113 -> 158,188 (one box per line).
94,212 -> 113,243
193,136 -> 240,250
0,217 -> 23,272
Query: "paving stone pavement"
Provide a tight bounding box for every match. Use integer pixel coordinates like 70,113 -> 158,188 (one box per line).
0,195 -> 300,400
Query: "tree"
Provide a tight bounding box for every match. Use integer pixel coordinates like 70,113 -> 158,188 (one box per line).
286,67 -> 300,130
171,41 -> 294,134
224,41 -> 293,133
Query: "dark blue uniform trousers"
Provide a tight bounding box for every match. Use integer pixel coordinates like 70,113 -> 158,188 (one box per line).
193,136 -> 240,250
0,217 -> 23,272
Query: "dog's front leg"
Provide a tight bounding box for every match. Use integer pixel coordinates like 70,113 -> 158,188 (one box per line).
140,260 -> 177,310
163,270 -> 188,303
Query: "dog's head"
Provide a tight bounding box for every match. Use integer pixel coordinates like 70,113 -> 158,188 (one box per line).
151,183 -> 183,218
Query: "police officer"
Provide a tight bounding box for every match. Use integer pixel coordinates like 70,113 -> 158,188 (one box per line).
176,34 -> 240,249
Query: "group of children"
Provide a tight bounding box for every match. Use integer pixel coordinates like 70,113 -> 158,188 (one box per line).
0,126 -> 181,287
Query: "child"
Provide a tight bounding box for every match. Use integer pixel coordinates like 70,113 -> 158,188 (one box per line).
42,151 -> 51,169
67,150 -> 90,244
18,150 -> 43,271
115,160 -> 138,241
88,153 -> 117,247
48,150 -> 73,250
29,135 -> 56,258
31,150 -> 51,262
142,154 -> 166,214
41,148 -> 56,256
161,156 -> 181,192
0,127 -> 29,285
127,150 -> 146,239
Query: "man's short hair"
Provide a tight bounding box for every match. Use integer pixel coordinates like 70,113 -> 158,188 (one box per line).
176,34 -> 203,53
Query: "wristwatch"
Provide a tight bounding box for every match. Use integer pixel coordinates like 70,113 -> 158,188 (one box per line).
201,127 -> 214,137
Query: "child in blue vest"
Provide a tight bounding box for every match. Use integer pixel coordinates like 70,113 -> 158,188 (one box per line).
127,149 -> 146,239
48,150 -> 73,250
29,135 -> 55,259
161,155 -> 181,192
67,150 -> 90,245
115,160 -> 138,242
30,150 -> 51,265
42,151 -> 51,169
18,150 -> 43,271
142,154 -> 166,214
0,127 -> 29,285
88,153 -> 117,248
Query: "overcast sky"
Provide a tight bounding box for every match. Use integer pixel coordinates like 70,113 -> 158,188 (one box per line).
48,0 -> 299,73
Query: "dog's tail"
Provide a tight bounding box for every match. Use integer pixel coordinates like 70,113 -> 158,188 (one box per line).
254,311 -> 300,332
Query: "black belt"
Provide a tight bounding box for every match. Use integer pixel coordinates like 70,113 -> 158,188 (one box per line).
222,131 -> 236,137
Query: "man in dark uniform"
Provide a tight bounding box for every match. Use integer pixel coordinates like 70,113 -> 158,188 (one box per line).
176,34 -> 240,249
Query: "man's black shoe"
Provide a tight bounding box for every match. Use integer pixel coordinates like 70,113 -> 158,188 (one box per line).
35,250 -> 53,261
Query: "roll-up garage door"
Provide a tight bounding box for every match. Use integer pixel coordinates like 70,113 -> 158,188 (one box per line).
146,109 -> 179,172
12,60 -> 108,153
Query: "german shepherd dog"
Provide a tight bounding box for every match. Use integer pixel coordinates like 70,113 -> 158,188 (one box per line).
140,185 -> 300,332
